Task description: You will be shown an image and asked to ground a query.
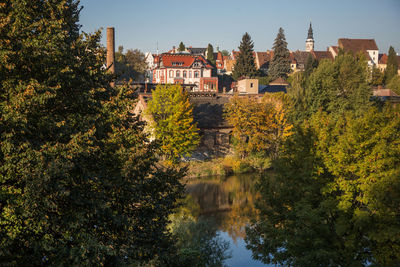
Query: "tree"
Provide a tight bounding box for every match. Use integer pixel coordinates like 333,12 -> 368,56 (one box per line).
385,46 -> 398,83
370,65 -> 385,86
246,107 -> 400,266
224,93 -> 293,159
206,43 -> 215,65
304,53 -> 318,77
387,75 -> 400,95
304,52 -> 371,117
221,50 -> 230,57
115,47 -> 147,82
268,27 -> 291,80
0,1 -> 184,265
232,32 -> 257,80
146,84 -> 200,163
178,41 -> 186,52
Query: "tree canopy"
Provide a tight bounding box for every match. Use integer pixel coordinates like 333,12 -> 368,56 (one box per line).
268,27 -> 291,80
207,43 -> 216,65
232,32 -> 257,80
0,1 -> 184,265
178,41 -> 186,52
115,46 -> 147,82
146,84 -> 200,163
385,46 -> 398,83
246,51 -> 400,266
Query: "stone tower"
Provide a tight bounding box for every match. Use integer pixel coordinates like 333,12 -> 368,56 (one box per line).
305,22 -> 314,52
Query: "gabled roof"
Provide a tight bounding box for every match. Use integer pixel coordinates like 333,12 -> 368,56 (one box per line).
379,53 -> 388,64
255,51 -> 273,69
312,50 -> 334,61
158,54 -> 213,69
292,51 -> 311,64
338,38 -> 378,52
270,77 -> 289,85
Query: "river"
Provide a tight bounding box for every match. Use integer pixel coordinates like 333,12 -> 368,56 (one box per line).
183,173 -> 273,267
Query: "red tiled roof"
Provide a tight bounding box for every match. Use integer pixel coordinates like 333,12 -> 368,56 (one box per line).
379,53 -> 388,64
255,51 -> 273,68
338,38 -> 378,52
159,54 -> 213,69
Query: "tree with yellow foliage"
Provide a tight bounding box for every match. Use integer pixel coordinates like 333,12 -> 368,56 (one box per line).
147,84 -> 200,163
224,93 -> 293,159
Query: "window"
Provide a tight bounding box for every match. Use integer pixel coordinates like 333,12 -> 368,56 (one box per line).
189,71 -> 192,78
250,83 -> 253,88
194,71 -> 199,78
169,70 -> 174,78
176,70 -> 180,77
183,71 -> 187,78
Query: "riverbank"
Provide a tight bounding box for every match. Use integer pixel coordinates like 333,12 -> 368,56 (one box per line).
184,154 -> 271,180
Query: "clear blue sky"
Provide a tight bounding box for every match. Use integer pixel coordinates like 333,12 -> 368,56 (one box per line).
79,0 -> 400,55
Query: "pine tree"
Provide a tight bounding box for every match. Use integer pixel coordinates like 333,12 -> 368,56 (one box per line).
0,1 -> 183,265
268,27 -> 291,80
385,46 -> 398,83
304,53 -> 318,77
232,32 -> 257,80
207,43 -> 215,65
147,84 -> 200,163
178,41 -> 186,52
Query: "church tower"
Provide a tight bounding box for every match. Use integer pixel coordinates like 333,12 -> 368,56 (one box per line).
306,22 -> 314,52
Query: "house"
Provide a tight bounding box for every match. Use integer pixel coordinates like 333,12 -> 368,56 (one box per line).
378,53 -> 400,75
237,78 -> 259,94
152,53 -> 218,91
337,38 -> 379,66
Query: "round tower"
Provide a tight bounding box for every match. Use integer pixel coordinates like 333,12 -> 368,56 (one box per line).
306,22 -> 314,52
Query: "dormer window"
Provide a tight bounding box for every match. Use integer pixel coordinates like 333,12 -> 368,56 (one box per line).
193,61 -> 202,68
172,62 -> 184,66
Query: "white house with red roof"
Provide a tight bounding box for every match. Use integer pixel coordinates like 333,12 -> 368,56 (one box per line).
152,53 -> 218,91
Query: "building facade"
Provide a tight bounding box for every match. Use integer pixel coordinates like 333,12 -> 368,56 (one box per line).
152,53 -> 218,91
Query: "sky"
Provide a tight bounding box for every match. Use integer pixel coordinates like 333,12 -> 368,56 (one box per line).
79,0 -> 400,55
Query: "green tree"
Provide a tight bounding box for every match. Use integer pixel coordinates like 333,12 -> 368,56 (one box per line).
178,41 -> 186,52
387,75 -> 400,95
385,46 -> 398,83
246,107 -> 400,266
221,50 -> 230,57
304,52 -> 371,117
232,32 -> 257,80
304,53 -> 318,77
268,27 -> 291,80
115,46 -> 147,82
147,84 -> 200,163
370,65 -> 385,86
0,1 -> 183,265
207,43 -> 216,65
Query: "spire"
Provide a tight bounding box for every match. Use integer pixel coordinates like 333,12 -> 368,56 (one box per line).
307,22 -> 313,40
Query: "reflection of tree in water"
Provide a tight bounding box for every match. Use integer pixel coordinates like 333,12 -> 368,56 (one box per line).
169,196 -> 232,267
185,174 -> 260,243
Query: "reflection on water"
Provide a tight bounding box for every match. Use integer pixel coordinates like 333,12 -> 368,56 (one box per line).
181,174 -> 271,266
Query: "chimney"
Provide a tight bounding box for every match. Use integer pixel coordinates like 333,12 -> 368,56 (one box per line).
106,27 -> 115,74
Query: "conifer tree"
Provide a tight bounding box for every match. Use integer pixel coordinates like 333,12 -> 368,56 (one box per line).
385,46 -> 398,83
232,32 -> 257,80
0,1 -> 183,265
268,27 -> 291,80
178,41 -> 186,52
207,43 -> 215,65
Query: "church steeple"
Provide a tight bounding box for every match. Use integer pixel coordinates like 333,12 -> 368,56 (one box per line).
307,22 -> 313,39
306,22 -> 314,52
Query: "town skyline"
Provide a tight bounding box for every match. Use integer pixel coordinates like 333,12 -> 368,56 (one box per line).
79,0 -> 400,55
